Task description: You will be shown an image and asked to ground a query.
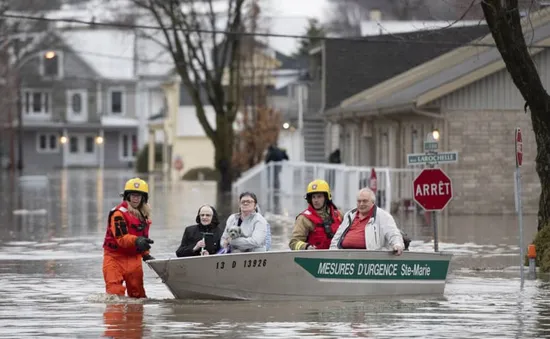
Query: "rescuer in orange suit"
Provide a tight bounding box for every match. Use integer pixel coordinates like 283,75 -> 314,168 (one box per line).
102,177 -> 155,298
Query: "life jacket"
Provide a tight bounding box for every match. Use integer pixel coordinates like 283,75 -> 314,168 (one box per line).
103,201 -> 151,256
300,204 -> 342,249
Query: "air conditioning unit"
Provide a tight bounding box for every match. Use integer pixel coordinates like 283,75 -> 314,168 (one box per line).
361,120 -> 372,138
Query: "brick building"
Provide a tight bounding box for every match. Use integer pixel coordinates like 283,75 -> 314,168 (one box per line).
322,12 -> 550,215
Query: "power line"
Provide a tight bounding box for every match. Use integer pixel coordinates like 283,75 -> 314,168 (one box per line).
0,12 -> 528,49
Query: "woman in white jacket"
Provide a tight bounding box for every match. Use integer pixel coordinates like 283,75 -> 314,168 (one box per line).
330,188 -> 404,254
221,192 -> 267,252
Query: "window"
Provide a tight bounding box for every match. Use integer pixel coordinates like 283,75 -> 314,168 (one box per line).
380,131 -> 389,166
39,51 -> 63,78
411,128 -> 419,153
36,133 -> 59,153
85,136 -> 94,153
66,90 -> 88,122
120,133 -> 137,160
71,93 -> 82,114
23,90 -> 50,116
109,88 -> 125,115
69,136 -> 78,153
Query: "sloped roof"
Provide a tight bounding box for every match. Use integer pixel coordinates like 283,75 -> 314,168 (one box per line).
61,28 -> 135,80
323,24 -> 490,110
274,51 -> 307,70
328,9 -> 550,116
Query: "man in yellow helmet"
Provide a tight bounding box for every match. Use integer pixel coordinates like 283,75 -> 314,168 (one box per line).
102,177 -> 154,298
289,179 -> 343,250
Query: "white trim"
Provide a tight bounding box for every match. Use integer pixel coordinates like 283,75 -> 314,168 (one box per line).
22,89 -> 52,117
36,133 -> 60,154
38,50 -> 64,80
119,132 -> 137,161
66,89 -> 88,122
108,87 -> 126,116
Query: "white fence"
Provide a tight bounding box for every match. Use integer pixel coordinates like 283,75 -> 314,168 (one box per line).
232,161 -> 421,216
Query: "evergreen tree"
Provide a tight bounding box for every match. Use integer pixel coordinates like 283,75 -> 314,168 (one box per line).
294,18 -> 325,57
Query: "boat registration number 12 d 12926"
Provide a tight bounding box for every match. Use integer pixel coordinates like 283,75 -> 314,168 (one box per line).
215,258 -> 268,270
294,258 -> 450,280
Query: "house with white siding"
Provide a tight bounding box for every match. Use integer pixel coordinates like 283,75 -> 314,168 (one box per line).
324,12 -> 550,214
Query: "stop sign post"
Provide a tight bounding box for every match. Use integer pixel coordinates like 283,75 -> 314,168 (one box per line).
515,128 -> 523,168
413,168 -> 453,211
407,129 -> 457,252
514,127 -> 525,287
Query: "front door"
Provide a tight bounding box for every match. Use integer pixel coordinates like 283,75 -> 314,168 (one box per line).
66,134 -> 98,167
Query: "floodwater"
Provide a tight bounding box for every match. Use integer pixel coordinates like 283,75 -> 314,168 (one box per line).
0,169 -> 548,338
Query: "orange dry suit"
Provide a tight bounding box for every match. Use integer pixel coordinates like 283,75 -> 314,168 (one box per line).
102,201 -> 151,298
301,204 -> 342,249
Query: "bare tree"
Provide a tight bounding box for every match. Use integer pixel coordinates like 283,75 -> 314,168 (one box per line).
231,38 -> 282,174
132,0 -> 247,194
481,0 -> 550,270
231,3 -> 282,175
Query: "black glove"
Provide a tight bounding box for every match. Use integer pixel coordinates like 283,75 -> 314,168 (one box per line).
135,237 -> 154,252
400,230 -> 411,251
142,254 -> 155,262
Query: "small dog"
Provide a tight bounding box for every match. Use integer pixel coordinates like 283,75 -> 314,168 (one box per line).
223,226 -> 243,253
227,226 -> 242,240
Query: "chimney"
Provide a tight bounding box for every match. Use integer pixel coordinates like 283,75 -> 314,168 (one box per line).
369,9 -> 382,21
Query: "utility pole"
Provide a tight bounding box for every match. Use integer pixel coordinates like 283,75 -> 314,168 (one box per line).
12,36 -> 24,172
8,92 -> 14,173
5,50 -> 15,173
16,74 -> 22,171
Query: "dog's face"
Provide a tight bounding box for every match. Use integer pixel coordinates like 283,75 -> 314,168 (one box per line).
227,226 -> 242,239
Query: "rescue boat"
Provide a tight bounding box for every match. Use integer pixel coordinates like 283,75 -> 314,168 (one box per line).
146,250 -> 452,301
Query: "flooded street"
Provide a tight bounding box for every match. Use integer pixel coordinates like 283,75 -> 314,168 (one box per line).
0,169 -> 549,338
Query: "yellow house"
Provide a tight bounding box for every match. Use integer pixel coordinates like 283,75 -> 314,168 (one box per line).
148,45 -> 282,181
147,77 -> 216,181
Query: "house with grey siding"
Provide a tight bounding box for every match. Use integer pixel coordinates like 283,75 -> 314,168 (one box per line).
324,11 -> 550,214
13,27 -> 141,171
296,25 -> 484,163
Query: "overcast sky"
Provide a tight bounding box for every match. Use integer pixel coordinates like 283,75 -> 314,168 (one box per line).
265,0 -> 329,55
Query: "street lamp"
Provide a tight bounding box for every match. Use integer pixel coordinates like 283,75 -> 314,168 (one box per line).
426,129 -> 440,143
431,129 -> 440,141
44,51 -> 56,59
95,136 -> 104,144
60,136 -> 67,144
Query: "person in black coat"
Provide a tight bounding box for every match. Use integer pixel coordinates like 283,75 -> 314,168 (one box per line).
265,144 -> 289,164
175,204 -> 224,257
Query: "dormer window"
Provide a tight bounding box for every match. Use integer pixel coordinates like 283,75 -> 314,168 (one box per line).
40,50 -> 63,79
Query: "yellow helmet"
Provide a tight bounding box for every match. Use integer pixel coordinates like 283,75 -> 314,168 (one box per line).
306,179 -> 332,201
123,177 -> 149,202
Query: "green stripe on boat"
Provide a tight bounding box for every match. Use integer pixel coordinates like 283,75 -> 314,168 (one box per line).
294,257 -> 449,280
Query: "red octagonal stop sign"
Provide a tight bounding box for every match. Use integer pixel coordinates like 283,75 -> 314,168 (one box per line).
413,168 -> 453,211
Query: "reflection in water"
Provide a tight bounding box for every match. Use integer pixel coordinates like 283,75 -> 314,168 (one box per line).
536,282 -> 550,337
0,169 -> 550,338
60,169 -> 68,233
97,169 -> 104,233
103,303 -> 145,339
